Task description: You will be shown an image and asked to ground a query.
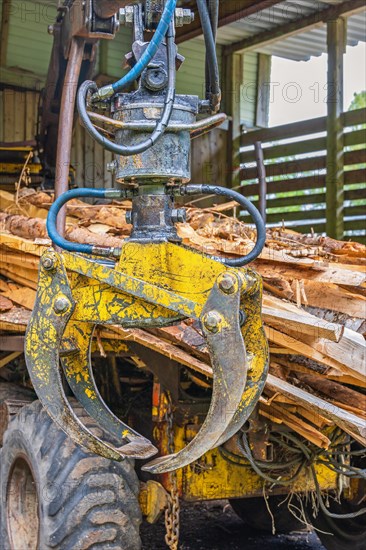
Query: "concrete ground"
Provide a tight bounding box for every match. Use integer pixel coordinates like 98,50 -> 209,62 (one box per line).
140,501 -> 326,550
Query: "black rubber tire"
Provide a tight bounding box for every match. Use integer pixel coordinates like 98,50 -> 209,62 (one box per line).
0,400 -> 142,550
307,498 -> 366,550
0,381 -> 35,404
230,495 -> 304,534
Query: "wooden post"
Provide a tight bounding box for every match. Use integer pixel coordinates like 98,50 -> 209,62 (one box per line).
254,141 -> 267,223
256,54 -> 272,128
0,0 -> 11,66
326,18 -> 345,239
224,52 -> 242,189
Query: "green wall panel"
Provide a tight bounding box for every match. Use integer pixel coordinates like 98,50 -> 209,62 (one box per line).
2,1 -> 221,104
5,0 -> 56,75
241,51 -> 259,128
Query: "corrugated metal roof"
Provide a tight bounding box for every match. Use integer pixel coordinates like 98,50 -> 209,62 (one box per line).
214,0 -> 366,61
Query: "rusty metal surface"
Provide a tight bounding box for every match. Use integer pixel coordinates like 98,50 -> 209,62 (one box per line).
94,0 -> 130,19
24,251 -> 146,461
54,37 -> 84,238
214,270 -> 269,447
63,252 -> 200,319
142,271 -> 248,474
114,96 -> 198,185
129,191 -> 182,244
61,321 -> 158,459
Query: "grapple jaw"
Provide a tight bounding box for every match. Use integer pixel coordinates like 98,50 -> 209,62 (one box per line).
25,253 -> 158,461
25,247 -> 268,472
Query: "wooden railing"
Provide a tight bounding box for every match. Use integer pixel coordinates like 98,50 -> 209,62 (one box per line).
239,108 -> 366,241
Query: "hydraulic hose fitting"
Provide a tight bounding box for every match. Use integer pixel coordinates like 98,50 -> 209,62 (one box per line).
92,84 -> 114,103
47,188 -> 130,256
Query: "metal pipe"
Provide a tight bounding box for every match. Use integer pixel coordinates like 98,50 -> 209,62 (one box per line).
54,37 -> 85,238
86,110 -> 227,134
254,141 -> 267,224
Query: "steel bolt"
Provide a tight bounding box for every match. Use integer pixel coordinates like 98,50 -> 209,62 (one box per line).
203,311 -> 221,333
183,8 -> 195,25
142,65 -> 168,91
175,8 -> 194,27
218,273 -> 237,294
125,210 -> 132,224
42,253 -> 56,271
171,208 -> 186,224
106,160 -> 117,173
119,6 -> 134,26
54,296 -> 71,314
239,310 -> 247,326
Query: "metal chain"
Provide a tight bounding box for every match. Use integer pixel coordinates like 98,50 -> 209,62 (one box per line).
164,393 -> 180,550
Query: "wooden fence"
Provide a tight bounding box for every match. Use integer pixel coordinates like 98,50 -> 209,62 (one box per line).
239,108 -> 366,242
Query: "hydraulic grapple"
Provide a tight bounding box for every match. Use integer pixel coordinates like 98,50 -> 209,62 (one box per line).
25,0 -> 269,474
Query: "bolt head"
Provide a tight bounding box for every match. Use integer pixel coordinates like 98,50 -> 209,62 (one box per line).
106,160 -> 117,173
218,273 -> 237,294
119,7 -> 126,23
42,253 -> 56,271
171,208 -> 186,224
183,9 -> 194,25
47,25 -> 54,35
142,65 -> 168,91
175,8 -> 194,26
175,7 -> 184,27
54,296 -> 70,314
203,311 -> 221,333
120,5 -> 134,26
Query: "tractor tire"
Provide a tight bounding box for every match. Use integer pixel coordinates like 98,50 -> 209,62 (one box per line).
230,495 -> 304,534
0,400 -> 142,550
0,381 -> 35,405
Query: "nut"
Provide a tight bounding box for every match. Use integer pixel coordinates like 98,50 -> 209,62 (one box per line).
42,253 -> 57,271
125,210 -> 132,224
183,8 -> 195,25
106,160 -> 117,173
119,5 -> 134,26
54,296 -> 71,314
175,8 -> 194,27
218,273 -> 237,294
142,65 -> 168,91
171,208 -> 186,224
203,311 -> 221,333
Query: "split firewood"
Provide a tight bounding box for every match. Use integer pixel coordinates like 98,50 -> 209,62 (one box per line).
292,372 -> 366,413
0,192 -> 365,451
0,295 -> 13,312
266,374 -> 366,446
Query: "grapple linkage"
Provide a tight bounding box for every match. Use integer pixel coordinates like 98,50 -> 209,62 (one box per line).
25,244 -> 268,471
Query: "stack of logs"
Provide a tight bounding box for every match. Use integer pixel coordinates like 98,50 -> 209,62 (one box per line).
0,188 -> 365,450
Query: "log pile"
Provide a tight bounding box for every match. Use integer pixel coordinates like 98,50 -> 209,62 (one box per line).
0,188 -> 365,450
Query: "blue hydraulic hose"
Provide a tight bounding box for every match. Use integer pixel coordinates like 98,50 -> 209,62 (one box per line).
112,0 -> 176,92
47,188 -> 121,255
95,0 -> 176,100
